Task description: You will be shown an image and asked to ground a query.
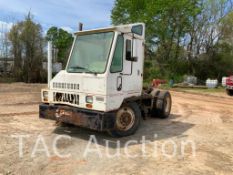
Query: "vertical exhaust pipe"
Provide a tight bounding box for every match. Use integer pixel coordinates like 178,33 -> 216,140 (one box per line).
79,23 -> 83,31
47,41 -> 52,88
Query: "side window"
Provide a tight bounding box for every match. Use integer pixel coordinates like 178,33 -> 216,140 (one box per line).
126,39 -> 132,61
110,35 -> 124,73
131,25 -> 143,36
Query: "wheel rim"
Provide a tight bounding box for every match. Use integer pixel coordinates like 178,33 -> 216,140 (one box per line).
115,107 -> 135,131
164,95 -> 171,113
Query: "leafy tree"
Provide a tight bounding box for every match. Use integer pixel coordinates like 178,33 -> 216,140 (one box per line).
8,14 -> 44,82
112,0 -> 201,80
191,1 -> 233,80
46,27 -> 73,66
219,11 -> 233,45
8,23 -> 23,76
111,0 -> 233,82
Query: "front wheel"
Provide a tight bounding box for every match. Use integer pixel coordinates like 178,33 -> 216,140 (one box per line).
108,102 -> 141,137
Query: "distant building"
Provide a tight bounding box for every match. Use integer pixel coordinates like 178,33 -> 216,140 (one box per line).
0,57 -> 14,73
42,62 -> 62,73
0,57 -> 63,74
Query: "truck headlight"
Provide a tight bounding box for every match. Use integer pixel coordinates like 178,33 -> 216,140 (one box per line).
43,91 -> 49,102
86,96 -> 93,104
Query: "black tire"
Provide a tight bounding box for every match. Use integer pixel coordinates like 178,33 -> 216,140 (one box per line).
108,102 -> 141,137
226,89 -> 233,96
151,91 -> 172,119
150,89 -> 160,97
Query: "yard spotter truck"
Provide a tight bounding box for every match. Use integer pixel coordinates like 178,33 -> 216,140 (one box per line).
39,23 -> 172,137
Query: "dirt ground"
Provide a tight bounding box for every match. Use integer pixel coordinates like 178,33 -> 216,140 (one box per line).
0,83 -> 233,175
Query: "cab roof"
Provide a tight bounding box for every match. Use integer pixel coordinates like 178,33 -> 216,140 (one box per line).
74,23 -> 145,40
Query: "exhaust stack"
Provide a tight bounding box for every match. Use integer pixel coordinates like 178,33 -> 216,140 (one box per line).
79,23 -> 83,31
47,41 -> 52,88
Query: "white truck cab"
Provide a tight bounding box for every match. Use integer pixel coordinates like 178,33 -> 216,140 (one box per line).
40,23 -> 172,137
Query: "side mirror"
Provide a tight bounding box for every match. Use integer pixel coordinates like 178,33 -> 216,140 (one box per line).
131,25 -> 143,36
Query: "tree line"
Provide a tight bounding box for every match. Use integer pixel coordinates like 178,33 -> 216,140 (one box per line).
112,0 -> 233,83
1,0 -> 233,83
0,14 -> 73,83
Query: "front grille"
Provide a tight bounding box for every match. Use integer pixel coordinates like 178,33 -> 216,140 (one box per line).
53,82 -> 79,90
53,92 -> 79,105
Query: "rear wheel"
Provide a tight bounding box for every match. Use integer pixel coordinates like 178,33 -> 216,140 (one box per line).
151,91 -> 172,119
226,89 -> 233,96
108,102 -> 141,137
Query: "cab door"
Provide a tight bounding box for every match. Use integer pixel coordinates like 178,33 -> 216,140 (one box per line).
106,34 -> 124,111
109,34 -> 124,92
106,33 -> 143,111
110,34 -> 133,93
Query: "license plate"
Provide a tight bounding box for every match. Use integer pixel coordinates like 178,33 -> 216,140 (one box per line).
55,109 -> 73,118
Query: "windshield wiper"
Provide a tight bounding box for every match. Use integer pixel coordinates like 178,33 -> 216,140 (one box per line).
69,66 -> 97,74
70,65 -> 87,70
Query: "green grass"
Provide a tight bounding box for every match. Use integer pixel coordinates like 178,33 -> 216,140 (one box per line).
169,86 -> 225,94
173,87 -> 225,93
0,76 -> 16,83
158,83 -> 226,94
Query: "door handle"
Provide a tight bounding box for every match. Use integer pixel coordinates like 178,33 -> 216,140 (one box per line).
117,76 -> 122,91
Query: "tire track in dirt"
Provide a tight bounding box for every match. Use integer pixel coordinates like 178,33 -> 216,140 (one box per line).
172,91 -> 233,107
0,84 -> 233,175
0,102 -> 40,106
0,111 -> 38,117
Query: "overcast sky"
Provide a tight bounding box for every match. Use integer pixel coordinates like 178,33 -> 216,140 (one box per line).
0,0 -> 115,33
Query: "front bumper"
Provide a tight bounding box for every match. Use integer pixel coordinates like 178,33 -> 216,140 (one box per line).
39,103 -> 116,131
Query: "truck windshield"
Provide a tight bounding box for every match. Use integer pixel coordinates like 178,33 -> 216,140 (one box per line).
67,32 -> 114,74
